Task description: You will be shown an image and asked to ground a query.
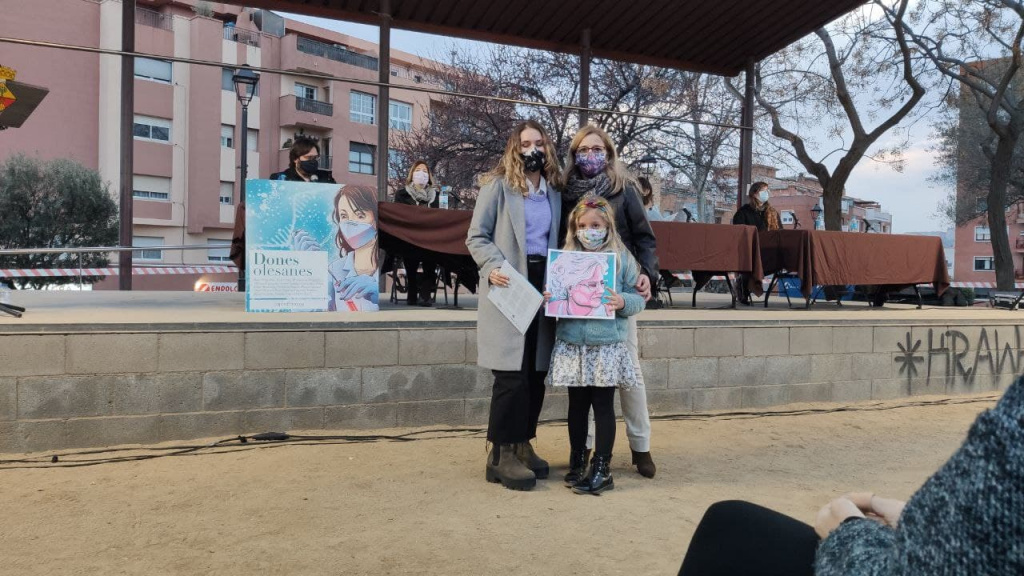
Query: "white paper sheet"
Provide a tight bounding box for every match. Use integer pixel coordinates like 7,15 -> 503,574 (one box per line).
486,260 -> 544,335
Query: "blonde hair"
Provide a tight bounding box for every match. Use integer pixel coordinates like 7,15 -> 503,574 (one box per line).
405,161 -> 434,188
563,125 -> 638,194
480,120 -> 563,196
563,194 -> 626,255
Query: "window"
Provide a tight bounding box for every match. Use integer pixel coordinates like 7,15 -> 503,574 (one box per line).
388,148 -> 404,180
247,128 -> 258,152
135,58 -> 172,83
977,197 -> 988,213
132,175 -> 171,201
350,91 -> 375,124
294,82 -> 317,101
975,226 -> 991,242
132,236 -> 163,261
220,182 -> 234,205
222,68 -> 259,96
221,125 -> 234,148
974,256 -> 995,271
349,142 -> 375,174
208,239 -> 231,262
389,100 -> 413,131
780,211 -> 794,225
133,115 -> 171,143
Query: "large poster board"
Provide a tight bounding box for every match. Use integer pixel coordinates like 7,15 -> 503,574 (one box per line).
245,180 -> 380,313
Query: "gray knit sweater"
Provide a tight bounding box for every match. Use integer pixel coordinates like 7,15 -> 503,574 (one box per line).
815,378 -> 1024,575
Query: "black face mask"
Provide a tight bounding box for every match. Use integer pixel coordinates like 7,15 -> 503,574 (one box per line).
298,159 -> 320,176
520,149 -> 546,173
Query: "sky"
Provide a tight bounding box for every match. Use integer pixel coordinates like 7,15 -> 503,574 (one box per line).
280,13 -> 951,234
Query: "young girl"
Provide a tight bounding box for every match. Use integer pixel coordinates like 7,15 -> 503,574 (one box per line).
544,194 -> 646,495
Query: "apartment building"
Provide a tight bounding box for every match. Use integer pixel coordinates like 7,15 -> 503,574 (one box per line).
0,0 -> 440,290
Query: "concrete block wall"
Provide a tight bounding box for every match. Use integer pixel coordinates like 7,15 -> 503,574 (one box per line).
0,321 -> 1020,453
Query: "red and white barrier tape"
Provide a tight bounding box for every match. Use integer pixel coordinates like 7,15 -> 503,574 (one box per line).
0,265 -> 237,278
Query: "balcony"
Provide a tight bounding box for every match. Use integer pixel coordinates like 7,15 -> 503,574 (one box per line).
279,94 -> 334,129
136,7 -> 172,31
296,37 -> 378,71
224,26 -> 261,48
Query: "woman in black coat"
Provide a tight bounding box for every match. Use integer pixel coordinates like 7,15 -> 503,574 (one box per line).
560,125 -> 660,479
393,161 -> 440,306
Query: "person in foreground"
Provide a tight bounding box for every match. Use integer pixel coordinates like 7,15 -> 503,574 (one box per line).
561,125 -> 660,479
544,195 -> 645,495
678,375 -> 1024,575
466,119 -> 562,491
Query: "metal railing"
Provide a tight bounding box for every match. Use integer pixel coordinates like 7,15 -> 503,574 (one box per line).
223,27 -> 261,48
0,245 -> 237,288
295,96 -> 333,116
136,7 -> 173,31
296,36 -> 379,71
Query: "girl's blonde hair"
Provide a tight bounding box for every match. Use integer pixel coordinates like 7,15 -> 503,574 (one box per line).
480,120 -> 563,195
562,125 -> 638,194
405,160 -> 434,187
563,194 -> 626,254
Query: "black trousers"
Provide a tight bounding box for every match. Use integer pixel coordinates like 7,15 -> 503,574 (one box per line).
568,387 -> 616,454
487,259 -> 548,444
404,256 -> 438,304
678,500 -> 819,576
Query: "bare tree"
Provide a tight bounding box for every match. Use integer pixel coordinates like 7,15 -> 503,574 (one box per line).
885,0 -> 1024,289
735,0 -> 926,231
391,45 -> 741,212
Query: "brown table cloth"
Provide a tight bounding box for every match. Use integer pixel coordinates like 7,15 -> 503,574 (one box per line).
758,229 -> 949,299
377,203 -> 479,293
650,221 -> 764,294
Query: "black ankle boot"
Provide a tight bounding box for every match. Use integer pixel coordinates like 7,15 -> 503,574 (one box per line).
572,453 -> 614,495
563,449 -> 590,487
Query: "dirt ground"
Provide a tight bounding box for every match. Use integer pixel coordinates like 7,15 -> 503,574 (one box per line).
0,394 -> 998,576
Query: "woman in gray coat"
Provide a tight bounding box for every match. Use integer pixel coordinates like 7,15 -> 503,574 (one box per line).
467,120 -> 562,491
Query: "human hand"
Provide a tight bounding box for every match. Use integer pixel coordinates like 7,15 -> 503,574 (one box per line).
635,274 -> 651,301
604,288 -> 625,315
542,290 -> 552,303
815,497 -> 865,540
843,492 -> 905,528
488,268 -> 510,287
291,229 -> 321,252
338,274 -> 377,302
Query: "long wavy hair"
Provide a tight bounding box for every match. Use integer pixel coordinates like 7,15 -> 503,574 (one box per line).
562,125 -> 638,194
479,120 -> 562,196
748,181 -> 781,231
332,184 -> 379,270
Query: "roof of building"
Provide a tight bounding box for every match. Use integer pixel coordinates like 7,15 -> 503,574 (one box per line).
223,0 -> 867,75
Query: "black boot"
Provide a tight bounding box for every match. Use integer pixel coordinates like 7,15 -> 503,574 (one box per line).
563,449 -> 590,487
631,450 -> 656,479
572,453 -> 614,495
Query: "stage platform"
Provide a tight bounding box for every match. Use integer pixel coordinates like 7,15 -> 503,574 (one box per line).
1,290 -> 1020,453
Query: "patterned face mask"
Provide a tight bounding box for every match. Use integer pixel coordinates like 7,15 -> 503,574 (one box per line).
576,227 -> 608,250
520,149 -> 546,173
575,151 -> 607,178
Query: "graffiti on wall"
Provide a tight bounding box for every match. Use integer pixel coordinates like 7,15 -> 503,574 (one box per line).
896,327 -> 1022,387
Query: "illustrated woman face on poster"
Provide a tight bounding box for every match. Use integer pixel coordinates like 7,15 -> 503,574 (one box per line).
328,185 -> 380,311
546,252 -> 612,318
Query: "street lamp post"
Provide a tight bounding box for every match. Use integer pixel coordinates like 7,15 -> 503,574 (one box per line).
232,67 -> 259,291
637,153 -> 657,177
810,203 -> 823,230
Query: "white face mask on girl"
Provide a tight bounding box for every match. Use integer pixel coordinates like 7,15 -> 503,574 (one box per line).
576,228 -> 608,250
757,190 -> 770,203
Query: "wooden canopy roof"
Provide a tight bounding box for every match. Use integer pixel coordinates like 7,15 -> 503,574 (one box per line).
226,0 -> 867,76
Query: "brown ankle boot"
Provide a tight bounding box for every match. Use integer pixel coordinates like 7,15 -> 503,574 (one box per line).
514,442 -> 550,479
486,444 -> 536,491
631,450 -> 656,478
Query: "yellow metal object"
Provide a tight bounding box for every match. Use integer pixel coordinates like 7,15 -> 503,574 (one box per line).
0,84 -> 15,112
0,65 -> 15,81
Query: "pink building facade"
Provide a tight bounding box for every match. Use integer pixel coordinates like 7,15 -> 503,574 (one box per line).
0,0 -> 440,290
